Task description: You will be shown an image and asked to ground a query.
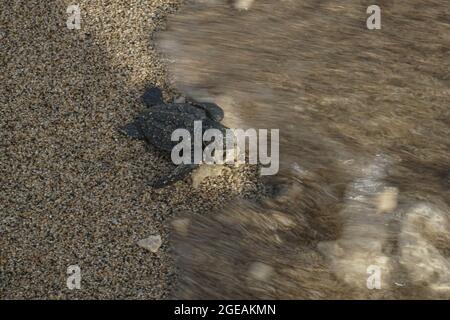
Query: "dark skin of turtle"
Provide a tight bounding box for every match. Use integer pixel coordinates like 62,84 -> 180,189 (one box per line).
123,87 -> 228,188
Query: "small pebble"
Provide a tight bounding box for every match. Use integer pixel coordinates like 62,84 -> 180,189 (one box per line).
137,235 -> 162,253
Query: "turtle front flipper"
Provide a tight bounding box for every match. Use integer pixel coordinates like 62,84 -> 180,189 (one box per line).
151,163 -> 198,188
193,101 -> 224,122
121,121 -> 145,139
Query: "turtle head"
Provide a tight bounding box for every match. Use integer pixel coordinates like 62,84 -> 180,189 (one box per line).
141,87 -> 164,107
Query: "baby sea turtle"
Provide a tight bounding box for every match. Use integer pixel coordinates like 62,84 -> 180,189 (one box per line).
122,87 -> 228,188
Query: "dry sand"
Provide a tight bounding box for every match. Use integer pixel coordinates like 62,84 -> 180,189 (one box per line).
0,0 -> 262,299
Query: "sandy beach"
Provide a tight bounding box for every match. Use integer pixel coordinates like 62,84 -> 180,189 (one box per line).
0,0 -> 261,299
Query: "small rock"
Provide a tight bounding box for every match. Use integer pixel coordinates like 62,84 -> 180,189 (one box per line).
137,234 -> 162,253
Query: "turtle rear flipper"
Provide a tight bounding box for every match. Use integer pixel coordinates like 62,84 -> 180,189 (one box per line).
121,121 -> 145,139
151,163 -> 198,188
142,87 -> 164,107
